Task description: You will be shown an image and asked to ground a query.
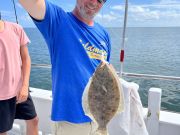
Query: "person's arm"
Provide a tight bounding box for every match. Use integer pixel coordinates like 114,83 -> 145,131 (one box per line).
16,45 -> 31,104
19,0 -> 46,20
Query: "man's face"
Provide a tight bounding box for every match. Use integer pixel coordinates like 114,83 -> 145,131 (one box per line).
76,0 -> 104,20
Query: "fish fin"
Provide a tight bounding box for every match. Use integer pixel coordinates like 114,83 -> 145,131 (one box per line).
94,128 -> 109,135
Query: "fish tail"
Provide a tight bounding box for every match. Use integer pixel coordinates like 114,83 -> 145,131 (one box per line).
94,128 -> 108,135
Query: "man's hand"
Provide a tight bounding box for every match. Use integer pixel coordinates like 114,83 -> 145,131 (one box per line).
16,85 -> 29,104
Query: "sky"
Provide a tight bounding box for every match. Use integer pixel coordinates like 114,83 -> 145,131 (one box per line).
1,0 -> 180,27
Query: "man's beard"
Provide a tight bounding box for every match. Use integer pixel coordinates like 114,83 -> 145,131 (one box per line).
79,7 -> 97,21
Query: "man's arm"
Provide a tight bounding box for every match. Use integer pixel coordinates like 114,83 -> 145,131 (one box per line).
19,0 -> 46,20
16,45 -> 31,103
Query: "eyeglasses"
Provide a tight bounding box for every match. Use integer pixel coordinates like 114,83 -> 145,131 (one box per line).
97,0 -> 107,4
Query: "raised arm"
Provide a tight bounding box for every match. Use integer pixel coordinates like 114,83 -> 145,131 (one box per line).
19,0 -> 46,20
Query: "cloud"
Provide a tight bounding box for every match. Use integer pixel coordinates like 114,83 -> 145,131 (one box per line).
95,11 -> 124,27
107,0 -> 180,27
19,13 -> 32,22
16,3 -> 23,9
130,6 -> 160,20
18,13 -> 35,27
110,5 -> 124,11
159,0 -> 180,4
4,0 -> 179,27
1,10 -> 17,22
97,14 -> 117,21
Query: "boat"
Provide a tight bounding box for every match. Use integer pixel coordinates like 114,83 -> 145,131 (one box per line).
9,78 -> 180,135
5,0 -> 180,135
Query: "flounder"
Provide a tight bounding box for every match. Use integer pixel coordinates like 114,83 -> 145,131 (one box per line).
82,61 -> 124,135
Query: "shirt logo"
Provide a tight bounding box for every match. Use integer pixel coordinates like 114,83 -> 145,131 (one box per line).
100,41 -> 106,48
79,39 -> 107,60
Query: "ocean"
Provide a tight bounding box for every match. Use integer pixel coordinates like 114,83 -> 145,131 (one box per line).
25,27 -> 180,113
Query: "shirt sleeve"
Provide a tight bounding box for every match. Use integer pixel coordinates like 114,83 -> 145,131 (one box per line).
30,0 -> 66,58
18,25 -> 30,46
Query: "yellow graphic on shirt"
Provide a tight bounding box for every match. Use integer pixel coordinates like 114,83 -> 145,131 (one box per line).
80,39 -> 108,60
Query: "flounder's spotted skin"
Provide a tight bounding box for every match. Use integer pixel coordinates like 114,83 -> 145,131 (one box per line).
88,62 -> 120,133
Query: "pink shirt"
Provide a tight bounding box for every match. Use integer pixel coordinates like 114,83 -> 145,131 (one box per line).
0,21 -> 30,100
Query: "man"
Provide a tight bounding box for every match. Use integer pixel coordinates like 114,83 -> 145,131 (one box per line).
0,19 -> 38,135
19,0 -> 111,134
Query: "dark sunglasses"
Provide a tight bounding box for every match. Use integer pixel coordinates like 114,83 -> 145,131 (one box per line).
97,0 -> 107,4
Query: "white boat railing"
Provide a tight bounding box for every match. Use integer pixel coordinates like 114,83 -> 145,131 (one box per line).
32,63 -> 180,81
9,64 -> 180,135
11,83 -> 180,135
121,72 -> 180,81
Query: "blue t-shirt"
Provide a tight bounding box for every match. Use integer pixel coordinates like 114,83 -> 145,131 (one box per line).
32,0 -> 111,123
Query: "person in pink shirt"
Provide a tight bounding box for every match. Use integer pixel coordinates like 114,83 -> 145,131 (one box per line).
0,18 -> 38,135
